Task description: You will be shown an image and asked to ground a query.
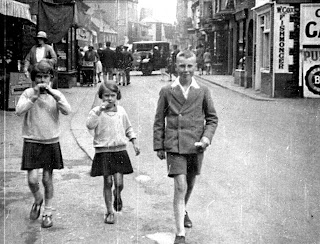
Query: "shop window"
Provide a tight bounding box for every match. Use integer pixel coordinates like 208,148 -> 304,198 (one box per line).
259,12 -> 270,70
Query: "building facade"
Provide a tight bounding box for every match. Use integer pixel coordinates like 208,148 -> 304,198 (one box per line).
253,0 -> 320,98
84,0 -> 139,46
179,0 -> 320,98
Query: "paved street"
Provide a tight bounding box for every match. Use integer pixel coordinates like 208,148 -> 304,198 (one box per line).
1,72 -> 320,244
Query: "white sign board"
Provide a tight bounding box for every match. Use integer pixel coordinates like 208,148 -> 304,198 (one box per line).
274,4 -> 295,73
300,4 -> 320,46
302,48 -> 320,98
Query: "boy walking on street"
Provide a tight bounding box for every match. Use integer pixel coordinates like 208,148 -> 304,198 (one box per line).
153,50 -> 218,244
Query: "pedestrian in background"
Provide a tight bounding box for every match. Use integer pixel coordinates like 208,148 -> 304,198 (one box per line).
196,44 -> 204,75
153,50 -> 218,244
168,44 -> 180,81
23,31 -> 57,87
122,45 -> 134,85
86,82 -> 140,224
115,46 -> 126,85
101,41 -> 116,81
16,60 -> 71,228
96,43 -> 104,83
159,47 -> 168,81
83,45 -> 100,85
203,48 -> 212,75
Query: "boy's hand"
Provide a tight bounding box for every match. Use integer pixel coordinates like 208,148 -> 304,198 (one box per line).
195,137 -> 210,152
156,150 -> 166,160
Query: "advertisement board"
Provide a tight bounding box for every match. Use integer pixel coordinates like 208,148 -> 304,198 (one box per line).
274,4 -> 295,73
300,4 -> 320,98
302,48 -> 320,98
300,4 -> 320,46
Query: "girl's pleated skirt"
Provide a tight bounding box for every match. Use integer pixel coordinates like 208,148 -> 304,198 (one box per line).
91,150 -> 133,177
21,141 -> 64,170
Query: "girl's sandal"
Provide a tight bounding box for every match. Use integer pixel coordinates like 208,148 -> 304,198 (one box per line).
104,213 -> 115,224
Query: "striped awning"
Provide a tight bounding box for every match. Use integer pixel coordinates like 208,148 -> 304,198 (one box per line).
0,0 -> 34,23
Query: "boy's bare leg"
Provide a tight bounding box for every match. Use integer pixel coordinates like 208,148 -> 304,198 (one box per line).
174,174 -> 187,236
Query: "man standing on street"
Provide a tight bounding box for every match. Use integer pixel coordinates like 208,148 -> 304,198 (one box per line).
101,41 -> 116,81
169,44 -> 180,81
153,50 -> 218,244
122,46 -> 133,85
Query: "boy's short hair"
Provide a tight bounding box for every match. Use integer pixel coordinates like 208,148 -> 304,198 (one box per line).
176,50 -> 196,60
31,60 -> 54,81
98,81 -> 121,100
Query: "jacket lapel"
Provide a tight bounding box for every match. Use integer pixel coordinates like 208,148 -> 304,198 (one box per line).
181,86 -> 201,112
171,85 -> 186,106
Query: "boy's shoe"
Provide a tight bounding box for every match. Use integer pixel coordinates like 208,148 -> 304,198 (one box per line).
30,199 -> 43,220
104,213 -> 115,224
184,211 -> 192,228
174,235 -> 185,244
41,214 -> 53,228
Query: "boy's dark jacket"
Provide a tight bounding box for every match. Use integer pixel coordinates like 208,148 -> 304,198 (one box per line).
153,81 -> 218,154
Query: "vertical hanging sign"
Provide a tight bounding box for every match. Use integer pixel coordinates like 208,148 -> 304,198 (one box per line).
273,4 -> 295,73
300,4 -> 320,98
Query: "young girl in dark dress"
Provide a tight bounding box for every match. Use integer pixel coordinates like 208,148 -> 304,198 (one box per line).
16,60 -> 71,228
86,82 -> 140,224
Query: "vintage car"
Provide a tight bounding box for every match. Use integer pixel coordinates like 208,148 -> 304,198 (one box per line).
132,41 -> 170,76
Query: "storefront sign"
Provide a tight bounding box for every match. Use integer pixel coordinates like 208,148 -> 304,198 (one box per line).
302,48 -> 320,98
274,4 -> 295,73
76,28 -> 90,42
300,4 -> 320,46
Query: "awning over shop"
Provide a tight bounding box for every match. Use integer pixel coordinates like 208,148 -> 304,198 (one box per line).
0,0 -> 35,23
38,0 -> 74,43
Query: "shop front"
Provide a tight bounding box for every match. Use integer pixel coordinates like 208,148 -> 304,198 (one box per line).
205,11 -> 234,75
254,2 -> 299,98
0,0 -> 36,110
55,27 -> 78,88
233,7 -> 255,88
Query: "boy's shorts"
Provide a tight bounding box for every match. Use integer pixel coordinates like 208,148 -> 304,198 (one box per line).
166,152 -> 204,178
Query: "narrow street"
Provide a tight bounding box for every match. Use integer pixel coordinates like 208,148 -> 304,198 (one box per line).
2,72 -> 320,244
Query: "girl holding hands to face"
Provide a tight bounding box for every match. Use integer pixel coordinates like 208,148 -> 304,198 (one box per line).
86,82 -> 140,224
16,60 -> 71,228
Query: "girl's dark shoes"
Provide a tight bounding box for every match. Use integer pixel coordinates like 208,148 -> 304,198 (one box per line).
174,235 -> 185,244
29,199 -> 43,220
41,214 -> 53,228
104,213 -> 115,224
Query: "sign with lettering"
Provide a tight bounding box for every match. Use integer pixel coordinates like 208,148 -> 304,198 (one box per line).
274,4 -> 295,73
300,4 -> 320,46
302,48 -> 320,98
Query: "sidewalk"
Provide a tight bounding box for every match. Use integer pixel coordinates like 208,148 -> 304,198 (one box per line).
194,72 -> 276,101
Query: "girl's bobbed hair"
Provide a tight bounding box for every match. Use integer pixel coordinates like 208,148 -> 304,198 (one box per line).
98,81 -> 121,100
31,60 -> 54,81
